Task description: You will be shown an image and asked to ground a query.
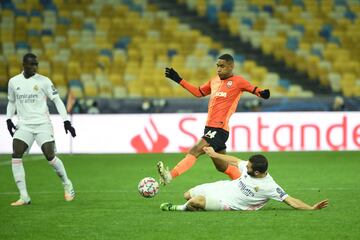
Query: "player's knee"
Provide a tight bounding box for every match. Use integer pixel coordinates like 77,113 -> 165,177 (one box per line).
12,152 -> 24,158
189,196 -> 206,209
189,146 -> 205,157
184,191 -> 191,200
44,153 -> 55,161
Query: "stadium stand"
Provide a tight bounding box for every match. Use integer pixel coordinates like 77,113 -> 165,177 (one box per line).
171,0 -> 360,97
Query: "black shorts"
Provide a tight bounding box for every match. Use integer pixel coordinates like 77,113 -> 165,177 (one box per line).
202,126 -> 229,152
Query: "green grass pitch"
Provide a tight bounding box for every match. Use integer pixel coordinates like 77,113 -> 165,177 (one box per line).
0,151 -> 359,240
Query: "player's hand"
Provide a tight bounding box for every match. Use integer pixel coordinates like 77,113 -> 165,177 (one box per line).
259,89 -> 270,99
312,199 -> 329,210
203,146 -> 216,157
6,119 -> 16,137
165,67 -> 182,83
64,120 -> 76,137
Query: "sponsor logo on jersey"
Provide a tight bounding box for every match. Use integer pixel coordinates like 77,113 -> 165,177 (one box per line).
33,85 -> 39,91
226,80 -> 233,88
16,93 -> 38,103
215,91 -> 227,97
237,180 -> 255,197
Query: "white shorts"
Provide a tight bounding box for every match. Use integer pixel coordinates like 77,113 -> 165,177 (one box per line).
189,181 -> 231,211
13,123 -> 55,151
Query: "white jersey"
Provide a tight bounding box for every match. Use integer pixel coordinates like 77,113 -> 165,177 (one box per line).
218,161 -> 288,210
8,73 -> 59,125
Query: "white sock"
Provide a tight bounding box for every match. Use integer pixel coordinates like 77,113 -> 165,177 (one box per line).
11,158 -> 29,199
49,156 -> 70,185
175,204 -> 187,211
175,200 -> 191,211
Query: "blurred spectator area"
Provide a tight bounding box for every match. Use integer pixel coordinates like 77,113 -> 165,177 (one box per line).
174,0 -> 360,96
0,0 -> 359,101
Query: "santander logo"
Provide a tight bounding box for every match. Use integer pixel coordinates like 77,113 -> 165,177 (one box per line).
131,117 -> 169,153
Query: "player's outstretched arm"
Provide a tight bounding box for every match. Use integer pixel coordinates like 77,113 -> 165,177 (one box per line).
165,67 -> 206,97
284,196 -> 329,210
203,147 -> 241,166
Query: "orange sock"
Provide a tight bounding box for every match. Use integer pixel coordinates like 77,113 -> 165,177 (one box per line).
170,154 -> 197,179
224,165 -> 241,180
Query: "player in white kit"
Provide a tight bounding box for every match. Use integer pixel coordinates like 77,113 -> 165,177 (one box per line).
6,53 -> 77,206
160,147 -> 328,211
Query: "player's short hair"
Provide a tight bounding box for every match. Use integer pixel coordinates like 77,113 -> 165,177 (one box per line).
249,154 -> 268,173
218,54 -> 234,63
23,53 -> 37,63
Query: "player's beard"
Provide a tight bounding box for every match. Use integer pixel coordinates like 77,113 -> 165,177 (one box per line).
247,170 -> 256,177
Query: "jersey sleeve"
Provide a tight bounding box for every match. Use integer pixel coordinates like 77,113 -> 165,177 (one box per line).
7,80 -> 15,102
43,78 -> 59,101
179,79 -> 210,97
267,183 -> 288,202
199,80 -> 211,96
240,79 -> 263,97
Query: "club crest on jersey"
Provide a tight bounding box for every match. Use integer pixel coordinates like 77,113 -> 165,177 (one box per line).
33,85 -> 39,91
254,186 -> 259,192
226,80 -> 233,88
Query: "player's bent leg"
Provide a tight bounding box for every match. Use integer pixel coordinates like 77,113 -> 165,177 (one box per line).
210,149 -> 228,172
168,140 -> 208,181
184,191 -> 191,200
12,138 -> 28,158
42,141 -> 75,201
41,141 -> 55,161
211,149 -> 241,180
224,164 -> 241,180
187,196 -> 206,211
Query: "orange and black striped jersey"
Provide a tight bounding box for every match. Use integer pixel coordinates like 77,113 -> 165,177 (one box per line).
180,75 -> 263,131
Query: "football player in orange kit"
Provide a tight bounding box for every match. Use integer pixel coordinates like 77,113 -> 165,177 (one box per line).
157,54 -> 270,185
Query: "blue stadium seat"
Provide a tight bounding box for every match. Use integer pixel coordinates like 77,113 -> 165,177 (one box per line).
206,5 -> 218,24
319,24 -> 333,40
263,5 -> 273,15
114,37 -> 131,49
221,0 -> 234,13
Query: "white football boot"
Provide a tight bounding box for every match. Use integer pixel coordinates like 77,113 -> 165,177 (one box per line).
11,195 -> 31,206
157,161 -> 172,185
64,180 -> 75,201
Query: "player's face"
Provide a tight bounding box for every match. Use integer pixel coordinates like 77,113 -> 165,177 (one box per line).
23,57 -> 38,77
216,59 -> 234,80
246,161 -> 257,177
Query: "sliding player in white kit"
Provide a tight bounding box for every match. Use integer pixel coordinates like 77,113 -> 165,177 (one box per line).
160,147 -> 328,211
6,53 -> 77,206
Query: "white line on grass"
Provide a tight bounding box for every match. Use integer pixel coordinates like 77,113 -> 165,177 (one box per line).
0,187 -> 356,195
0,156 -> 46,166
